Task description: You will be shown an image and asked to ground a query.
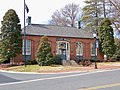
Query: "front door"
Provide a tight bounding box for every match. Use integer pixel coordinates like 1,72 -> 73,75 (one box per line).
56,41 -> 70,60
60,48 -> 66,60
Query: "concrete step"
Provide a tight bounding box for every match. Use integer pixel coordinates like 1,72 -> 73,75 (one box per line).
62,60 -> 79,66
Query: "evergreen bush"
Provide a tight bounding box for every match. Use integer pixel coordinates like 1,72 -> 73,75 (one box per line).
35,36 -> 53,66
52,55 -> 62,65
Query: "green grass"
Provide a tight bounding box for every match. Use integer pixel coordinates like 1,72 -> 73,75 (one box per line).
4,62 -> 120,73
6,65 -> 82,73
6,65 -> 40,72
98,62 -> 120,66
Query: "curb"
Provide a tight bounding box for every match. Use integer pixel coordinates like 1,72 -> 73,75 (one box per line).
0,68 -> 120,75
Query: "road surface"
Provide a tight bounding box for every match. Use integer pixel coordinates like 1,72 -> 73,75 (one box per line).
0,69 -> 120,90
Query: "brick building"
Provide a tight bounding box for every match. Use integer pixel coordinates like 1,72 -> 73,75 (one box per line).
14,24 -> 104,64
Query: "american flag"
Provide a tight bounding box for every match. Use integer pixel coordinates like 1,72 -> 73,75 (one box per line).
25,3 -> 29,13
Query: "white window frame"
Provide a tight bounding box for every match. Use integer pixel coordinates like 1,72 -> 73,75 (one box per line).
56,41 -> 68,55
76,42 -> 83,56
56,41 -> 70,60
91,42 -> 95,56
22,40 -> 31,55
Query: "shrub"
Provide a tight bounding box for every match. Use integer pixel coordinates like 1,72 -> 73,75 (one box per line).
0,59 -> 5,64
52,55 -> 62,65
30,60 -> 38,65
0,57 -> 8,64
112,54 -> 120,61
112,46 -> 120,61
24,60 -> 38,65
80,59 -> 92,66
35,36 -> 53,66
0,55 -> 6,64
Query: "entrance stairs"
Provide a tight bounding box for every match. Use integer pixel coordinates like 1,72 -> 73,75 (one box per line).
62,60 -> 79,66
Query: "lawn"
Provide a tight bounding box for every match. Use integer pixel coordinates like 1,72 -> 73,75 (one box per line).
2,62 -> 120,73
97,62 -> 120,66
5,65 -> 84,73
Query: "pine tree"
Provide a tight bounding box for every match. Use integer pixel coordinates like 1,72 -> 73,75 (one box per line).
112,38 -> 120,61
98,18 -> 116,59
81,0 -> 101,33
35,36 -> 53,66
0,9 -> 22,61
81,0 -> 113,33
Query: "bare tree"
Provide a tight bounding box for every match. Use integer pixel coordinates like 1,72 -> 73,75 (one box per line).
49,3 -> 80,27
109,0 -> 120,12
49,10 -> 68,26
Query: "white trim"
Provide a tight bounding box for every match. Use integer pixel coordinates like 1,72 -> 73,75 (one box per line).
22,40 -> 31,55
56,41 -> 70,60
91,42 -> 95,56
76,42 -> 83,56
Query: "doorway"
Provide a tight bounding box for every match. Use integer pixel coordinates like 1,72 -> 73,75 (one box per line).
56,41 -> 70,60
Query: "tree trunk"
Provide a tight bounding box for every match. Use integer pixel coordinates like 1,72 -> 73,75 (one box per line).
103,0 -> 106,18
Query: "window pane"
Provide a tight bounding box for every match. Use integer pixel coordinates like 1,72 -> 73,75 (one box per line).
76,42 -> 83,55
22,40 -> 31,55
91,43 -> 95,56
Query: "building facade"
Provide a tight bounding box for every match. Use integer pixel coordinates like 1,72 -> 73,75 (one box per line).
13,24 -> 104,64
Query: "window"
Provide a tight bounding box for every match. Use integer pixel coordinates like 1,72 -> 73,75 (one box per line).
22,40 -> 31,55
76,42 -> 83,56
56,41 -> 70,54
91,42 -> 95,56
56,42 -> 66,54
56,41 -> 70,60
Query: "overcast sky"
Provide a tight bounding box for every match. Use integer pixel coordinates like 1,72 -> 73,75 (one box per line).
0,0 -> 85,28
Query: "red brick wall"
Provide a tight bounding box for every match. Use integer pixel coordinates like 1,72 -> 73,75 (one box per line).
14,35 -> 104,64
69,38 -> 94,60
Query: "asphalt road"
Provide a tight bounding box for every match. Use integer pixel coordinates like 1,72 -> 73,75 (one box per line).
0,69 -> 120,90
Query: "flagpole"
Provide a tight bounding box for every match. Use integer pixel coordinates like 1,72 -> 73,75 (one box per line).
24,0 -> 27,67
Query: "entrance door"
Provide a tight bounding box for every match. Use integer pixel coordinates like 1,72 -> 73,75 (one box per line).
60,48 -> 66,60
56,41 -> 70,60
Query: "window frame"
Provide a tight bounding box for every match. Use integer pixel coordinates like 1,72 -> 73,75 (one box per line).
76,42 -> 83,56
91,42 -> 96,56
22,40 -> 31,55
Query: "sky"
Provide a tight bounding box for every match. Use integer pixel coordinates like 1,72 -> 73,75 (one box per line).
0,0 -> 85,28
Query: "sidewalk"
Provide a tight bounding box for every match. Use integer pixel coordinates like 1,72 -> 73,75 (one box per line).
46,63 -> 120,73
59,65 -> 120,73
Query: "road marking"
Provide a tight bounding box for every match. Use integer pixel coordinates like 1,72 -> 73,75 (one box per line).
79,83 -> 120,90
0,69 -> 120,86
0,71 -> 98,86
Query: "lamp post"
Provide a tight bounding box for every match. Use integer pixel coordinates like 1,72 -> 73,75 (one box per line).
93,33 -> 97,69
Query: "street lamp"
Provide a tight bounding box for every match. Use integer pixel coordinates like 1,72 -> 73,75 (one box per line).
93,33 -> 97,69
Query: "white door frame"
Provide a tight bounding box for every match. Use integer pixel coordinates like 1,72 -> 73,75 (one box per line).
56,41 -> 70,60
